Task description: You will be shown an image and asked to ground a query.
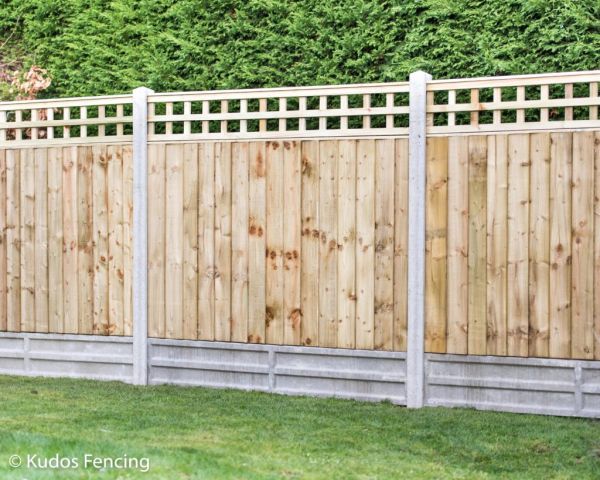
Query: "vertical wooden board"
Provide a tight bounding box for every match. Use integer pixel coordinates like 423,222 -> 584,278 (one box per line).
62,146 -> 78,334
356,139 -> 375,350
165,143 -> 184,339
122,145 -> 133,336
318,140 -> 338,348
283,140 -> 302,345
231,142 -> 249,343
467,136 -> 487,355
34,148 -> 49,333
0,150 -> 6,331
393,139 -> 409,351
507,134 -> 530,357
215,142 -> 232,341
300,141 -> 319,346
374,139 -> 395,351
266,141 -> 284,344
198,143 -> 215,340
182,143 -> 199,340
425,137 -> 448,353
247,142 -> 266,343
262,142 -> 284,344
91,145 -> 108,335
77,146 -> 94,334
595,131 -> 600,360
486,136 -> 508,356
549,133 -> 572,358
20,148 -> 35,332
336,140 -> 356,349
571,131 -> 594,359
446,136 -> 469,354
47,148 -> 64,333
528,133 -> 551,357
148,144 -> 165,337
107,145 -> 124,335
6,149 -> 20,332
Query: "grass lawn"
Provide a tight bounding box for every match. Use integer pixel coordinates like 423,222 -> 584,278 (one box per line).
0,376 -> 598,479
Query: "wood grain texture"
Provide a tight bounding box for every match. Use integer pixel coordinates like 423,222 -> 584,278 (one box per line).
77,146 -> 93,334
62,146 -> 78,333
266,141 -> 284,344
0,150 -> 6,331
507,134 -> 530,357
34,148 -> 49,333
198,143 -> 216,340
549,133 -> 572,358
300,141 -> 319,347
215,142 -> 232,341
337,139 -> 356,349
446,136 -> 469,354
318,140 -> 338,348
148,143 -> 165,338
231,142 -> 249,343
374,139 -> 395,351
595,131 -> 600,360
20,148 -> 35,332
48,147 -> 64,333
122,145 -> 134,336
283,140 -> 302,345
467,136 -> 487,355
248,142 -> 266,343
486,136 -> 508,356
6,149 -> 20,332
165,144 -> 184,339
92,145 -> 108,335
355,139 -> 375,350
571,132 -> 594,359
393,139 -> 409,351
107,145 -> 124,335
528,133 -> 551,357
425,137 -> 448,353
182,143 -> 199,340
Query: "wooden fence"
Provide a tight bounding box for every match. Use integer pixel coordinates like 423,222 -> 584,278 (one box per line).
0,144 -> 133,336
0,71 -> 599,360
425,132 -> 600,360
147,139 -> 408,350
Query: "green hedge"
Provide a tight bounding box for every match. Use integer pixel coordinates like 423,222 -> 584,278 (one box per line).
1,0 -> 599,98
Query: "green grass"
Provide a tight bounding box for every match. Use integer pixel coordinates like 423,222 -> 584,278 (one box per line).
0,376 -> 598,479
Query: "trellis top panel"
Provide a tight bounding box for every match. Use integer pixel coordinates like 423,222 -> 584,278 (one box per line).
1,71 -> 599,146
146,82 -> 411,142
427,70 -> 600,135
0,94 -> 134,147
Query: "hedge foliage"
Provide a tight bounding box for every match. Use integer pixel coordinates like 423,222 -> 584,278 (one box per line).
1,0 -> 599,98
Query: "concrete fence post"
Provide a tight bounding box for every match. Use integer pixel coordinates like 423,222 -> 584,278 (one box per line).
132,86 -> 153,385
407,70 -> 431,408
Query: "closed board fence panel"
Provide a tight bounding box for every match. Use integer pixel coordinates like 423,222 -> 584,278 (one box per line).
0,145 -> 133,336
425,131 -> 600,360
147,139 -> 410,351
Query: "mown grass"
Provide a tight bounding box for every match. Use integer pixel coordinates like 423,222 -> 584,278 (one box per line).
0,375 -> 598,479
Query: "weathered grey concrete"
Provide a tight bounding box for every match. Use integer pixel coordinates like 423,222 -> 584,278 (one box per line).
0,333 -> 133,382
1,332 -> 599,417
132,86 -> 154,386
425,353 -> 600,418
407,70 -> 431,409
148,339 -> 407,404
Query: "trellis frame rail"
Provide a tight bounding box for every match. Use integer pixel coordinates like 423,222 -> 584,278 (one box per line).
0,70 -> 599,412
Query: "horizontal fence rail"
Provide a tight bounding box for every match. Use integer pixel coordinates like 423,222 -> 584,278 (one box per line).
0,71 -> 599,405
